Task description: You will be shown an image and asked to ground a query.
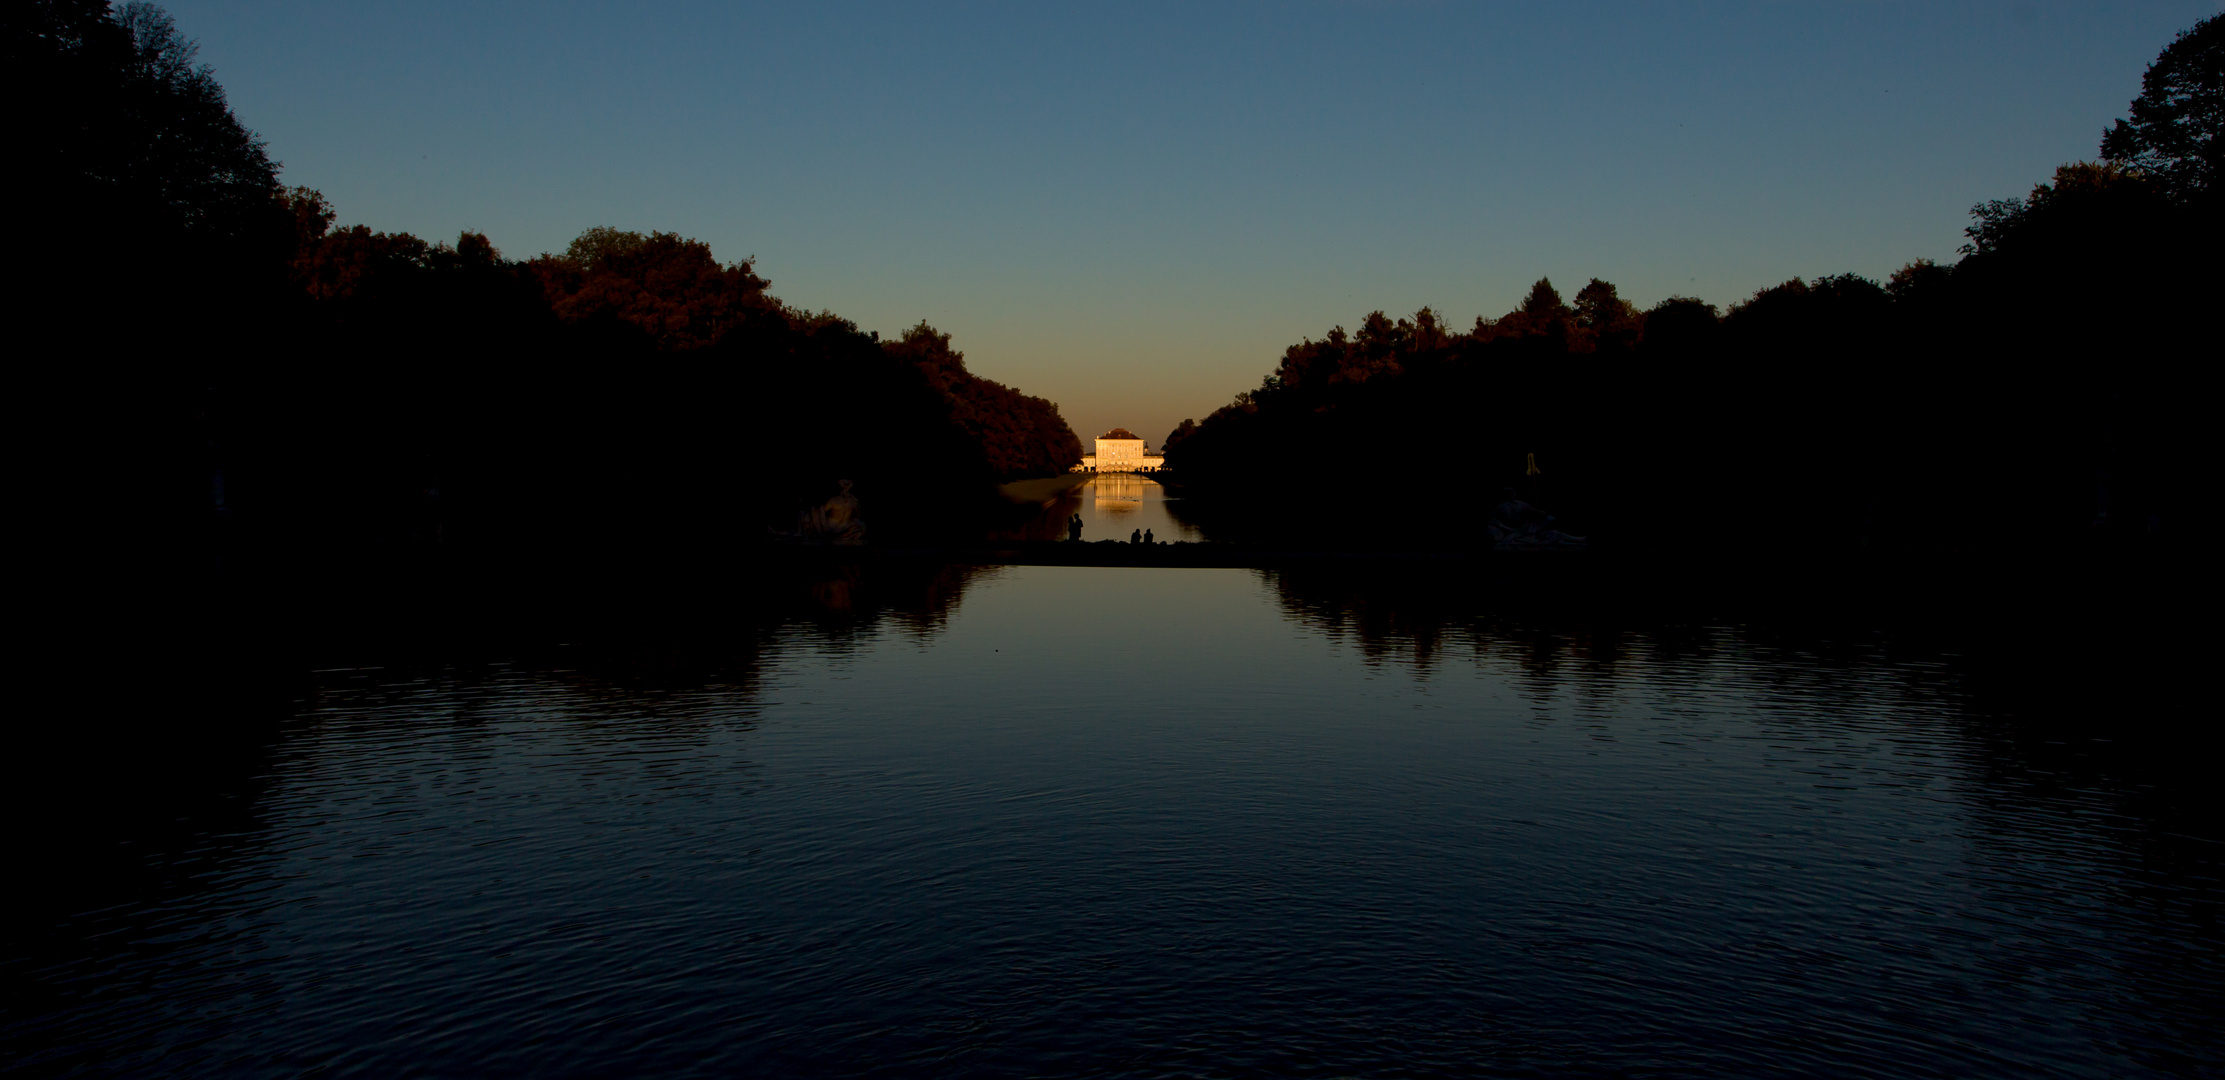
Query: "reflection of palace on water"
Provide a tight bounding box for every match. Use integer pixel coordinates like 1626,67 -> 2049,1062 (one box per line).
1090,471 -> 1151,517
1074,428 -> 1165,473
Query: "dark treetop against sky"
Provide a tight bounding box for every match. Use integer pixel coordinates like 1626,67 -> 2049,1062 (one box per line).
169,0 -> 2215,444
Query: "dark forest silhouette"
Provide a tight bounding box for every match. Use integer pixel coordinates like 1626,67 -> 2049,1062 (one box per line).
16,2 -> 2218,568
17,0 -> 1081,580
12,0 -> 2214,872
1168,15 -> 2219,553
265,203 -> 1081,551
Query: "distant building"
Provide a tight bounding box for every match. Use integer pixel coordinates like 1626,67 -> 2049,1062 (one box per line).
1074,428 -> 1164,472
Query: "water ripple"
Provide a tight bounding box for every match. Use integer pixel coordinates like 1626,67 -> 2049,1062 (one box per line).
6,567 -> 2217,1078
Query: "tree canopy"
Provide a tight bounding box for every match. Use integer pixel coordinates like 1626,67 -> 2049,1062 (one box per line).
529,230 -> 774,350
2100,13 -> 2222,206
20,1 -> 2216,566
20,2 -> 1085,576
14,0 -> 281,247
1165,13 -> 2216,552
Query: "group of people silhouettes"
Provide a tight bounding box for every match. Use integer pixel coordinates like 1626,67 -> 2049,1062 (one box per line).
1062,514 -> 1158,544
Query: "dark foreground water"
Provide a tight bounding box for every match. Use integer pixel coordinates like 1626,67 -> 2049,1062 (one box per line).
7,564 -> 2218,1077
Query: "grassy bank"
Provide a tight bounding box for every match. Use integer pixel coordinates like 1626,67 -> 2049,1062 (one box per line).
997,473 -> 1091,506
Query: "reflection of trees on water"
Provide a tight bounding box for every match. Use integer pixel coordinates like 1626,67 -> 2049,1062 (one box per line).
450,560 -> 1007,688
988,489 -> 1084,542
1256,563 -> 2033,773
275,563 -> 1010,778
1259,565 -> 1668,682
1258,561 -> 2184,710
1257,560 -> 2218,1043
1257,560 -> 2206,804
13,557 -> 1007,1021
1259,561 -> 2202,772
774,561 -> 1006,640
1158,484 -> 1238,543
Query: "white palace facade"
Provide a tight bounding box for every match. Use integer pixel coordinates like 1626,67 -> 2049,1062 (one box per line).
1073,428 -> 1164,473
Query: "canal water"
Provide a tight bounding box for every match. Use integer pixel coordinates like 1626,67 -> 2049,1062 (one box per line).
1055,473 -> 1202,544
7,564 -> 2216,1077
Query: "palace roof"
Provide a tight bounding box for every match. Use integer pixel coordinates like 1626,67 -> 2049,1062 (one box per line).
1098,428 -> 1141,440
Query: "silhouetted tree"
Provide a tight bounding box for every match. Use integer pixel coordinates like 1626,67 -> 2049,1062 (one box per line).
1168,15 -> 2220,552
1571,278 -> 1640,354
881,322 -> 1081,479
1637,296 -> 1720,356
14,1 -> 280,249
2100,13 -> 2222,206
24,0 -> 2216,580
1162,419 -> 1199,457
108,3 -> 278,242
229,213 -> 1086,554
1572,278 -> 1635,333
1961,162 -> 2176,256
1885,259 -> 1952,300
16,0 -> 293,594
1174,140 -> 2209,553
1520,278 -> 1568,321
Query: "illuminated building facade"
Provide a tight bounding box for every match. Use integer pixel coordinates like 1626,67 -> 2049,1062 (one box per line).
1075,428 -> 1164,472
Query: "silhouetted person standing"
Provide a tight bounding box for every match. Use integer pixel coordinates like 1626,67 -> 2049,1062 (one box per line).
1068,514 -> 1083,541
1144,528 -> 1154,544
1131,528 -> 1142,544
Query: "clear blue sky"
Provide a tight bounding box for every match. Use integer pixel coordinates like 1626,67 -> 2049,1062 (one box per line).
169,0 -> 2215,446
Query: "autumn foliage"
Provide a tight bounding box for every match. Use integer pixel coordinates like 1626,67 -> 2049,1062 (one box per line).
528,228 -> 774,350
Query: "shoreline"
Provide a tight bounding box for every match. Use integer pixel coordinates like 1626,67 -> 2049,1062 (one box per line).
995,474 -> 1092,506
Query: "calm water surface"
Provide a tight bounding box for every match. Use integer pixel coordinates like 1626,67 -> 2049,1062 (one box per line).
8,565 -> 2217,1077
1069,474 -> 1201,543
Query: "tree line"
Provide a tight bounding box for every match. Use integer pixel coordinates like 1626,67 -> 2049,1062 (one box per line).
1165,15 -> 2219,554
263,204 -> 1082,551
17,0 -> 1081,578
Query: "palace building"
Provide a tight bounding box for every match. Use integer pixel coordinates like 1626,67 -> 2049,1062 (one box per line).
1074,428 -> 1164,473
